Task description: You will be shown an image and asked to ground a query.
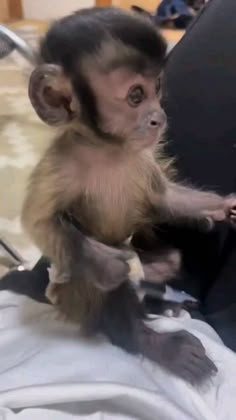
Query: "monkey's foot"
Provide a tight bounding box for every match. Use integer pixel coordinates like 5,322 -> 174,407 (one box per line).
137,322 -> 217,385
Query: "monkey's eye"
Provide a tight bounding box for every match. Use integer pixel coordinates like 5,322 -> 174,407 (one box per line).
155,77 -> 161,95
127,85 -> 145,107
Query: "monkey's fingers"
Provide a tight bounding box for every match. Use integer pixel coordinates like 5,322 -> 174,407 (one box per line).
224,195 -> 236,226
229,208 -> 236,225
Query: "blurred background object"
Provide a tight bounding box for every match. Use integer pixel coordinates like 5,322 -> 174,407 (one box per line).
0,24 -> 36,61
131,1 -> 208,30
0,1 -> 188,45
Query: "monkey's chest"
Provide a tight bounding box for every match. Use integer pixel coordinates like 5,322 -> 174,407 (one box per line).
72,176 -> 150,245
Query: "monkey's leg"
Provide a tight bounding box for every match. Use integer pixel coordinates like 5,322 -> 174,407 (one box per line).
97,282 -> 217,385
52,236 -> 216,385
38,221 -> 216,385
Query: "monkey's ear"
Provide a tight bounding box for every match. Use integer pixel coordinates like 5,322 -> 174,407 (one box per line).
28,64 -> 75,126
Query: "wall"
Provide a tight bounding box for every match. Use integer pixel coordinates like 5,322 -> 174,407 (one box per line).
112,0 -> 161,12
22,0 -> 95,20
0,0 -> 9,21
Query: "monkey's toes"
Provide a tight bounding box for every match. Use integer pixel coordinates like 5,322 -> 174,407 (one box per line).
164,330 -> 217,385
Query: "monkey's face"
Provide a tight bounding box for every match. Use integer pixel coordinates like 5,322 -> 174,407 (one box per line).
89,67 -> 167,150
28,65 -> 166,152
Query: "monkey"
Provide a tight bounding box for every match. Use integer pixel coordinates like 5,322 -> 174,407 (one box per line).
21,7 -> 236,385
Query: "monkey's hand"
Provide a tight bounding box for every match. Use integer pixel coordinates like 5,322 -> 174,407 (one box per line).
157,182 -> 236,230
46,223 -> 145,301
77,234 -> 145,292
202,194 -> 236,227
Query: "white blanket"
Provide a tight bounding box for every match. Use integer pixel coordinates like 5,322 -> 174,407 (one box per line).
0,290 -> 235,420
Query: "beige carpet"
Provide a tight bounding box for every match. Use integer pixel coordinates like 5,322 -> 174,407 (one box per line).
0,25 -> 53,276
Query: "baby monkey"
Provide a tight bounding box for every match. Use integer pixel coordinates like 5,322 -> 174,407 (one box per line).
22,7 -> 236,385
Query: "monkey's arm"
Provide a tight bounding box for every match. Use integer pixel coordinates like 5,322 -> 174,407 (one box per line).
153,181 -> 236,225
21,160 -> 76,278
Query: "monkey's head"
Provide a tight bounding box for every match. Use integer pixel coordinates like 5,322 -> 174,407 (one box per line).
30,7 -> 167,151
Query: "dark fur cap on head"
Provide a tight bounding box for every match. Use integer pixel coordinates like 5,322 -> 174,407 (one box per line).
38,7 -> 167,135
40,7 -> 167,74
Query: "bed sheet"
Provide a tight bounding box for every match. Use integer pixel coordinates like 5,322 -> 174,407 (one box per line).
0,291 -> 235,419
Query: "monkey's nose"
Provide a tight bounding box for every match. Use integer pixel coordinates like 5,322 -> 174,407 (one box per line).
150,119 -> 158,127
148,111 -> 166,128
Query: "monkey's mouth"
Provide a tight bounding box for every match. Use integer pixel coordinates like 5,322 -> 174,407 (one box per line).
128,125 -> 166,149
147,123 -> 167,146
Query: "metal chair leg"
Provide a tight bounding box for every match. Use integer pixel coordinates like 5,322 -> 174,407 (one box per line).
0,237 -> 26,270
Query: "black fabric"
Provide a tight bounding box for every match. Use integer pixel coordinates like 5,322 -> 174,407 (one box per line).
162,0 -> 236,349
164,0 -> 236,194
0,258 -> 50,304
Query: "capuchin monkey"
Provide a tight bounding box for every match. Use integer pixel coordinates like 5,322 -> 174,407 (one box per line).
21,7 -> 236,385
